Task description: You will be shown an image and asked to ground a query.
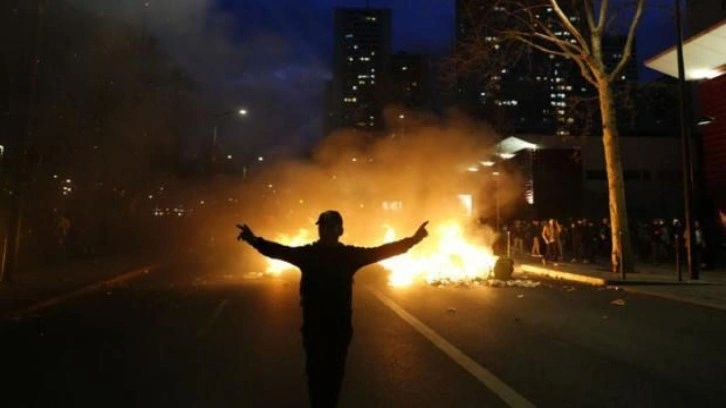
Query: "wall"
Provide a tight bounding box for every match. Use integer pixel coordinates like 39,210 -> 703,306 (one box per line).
580,135 -> 682,218
512,134 -> 683,219
699,74 -> 726,212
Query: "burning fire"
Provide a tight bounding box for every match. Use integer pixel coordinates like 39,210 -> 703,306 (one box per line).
380,221 -> 498,287
263,220 -> 498,286
265,228 -> 313,275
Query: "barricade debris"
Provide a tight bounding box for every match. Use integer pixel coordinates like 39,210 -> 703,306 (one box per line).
428,277 -> 541,288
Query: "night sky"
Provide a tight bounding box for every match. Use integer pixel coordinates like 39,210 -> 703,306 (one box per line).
78,0 -> 681,156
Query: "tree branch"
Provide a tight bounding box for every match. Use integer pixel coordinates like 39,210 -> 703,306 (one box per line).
584,0 -> 597,33
548,0 -> 591,55
597,0 -> 610,32
609,0 -> 645,80
508,32 -> 573,58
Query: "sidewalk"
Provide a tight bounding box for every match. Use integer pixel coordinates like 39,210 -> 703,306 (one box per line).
0,254 -> 157,320
513,255 -> 726,312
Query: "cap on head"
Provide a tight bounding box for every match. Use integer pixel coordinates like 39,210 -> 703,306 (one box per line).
316,210 -> 343,227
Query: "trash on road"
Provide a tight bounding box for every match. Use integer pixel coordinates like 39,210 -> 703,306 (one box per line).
243,272 -> 265,280
446,307 -> 457,313
610,298 -> 626,306
428,277 -> 540,288
486,279 -> 541,288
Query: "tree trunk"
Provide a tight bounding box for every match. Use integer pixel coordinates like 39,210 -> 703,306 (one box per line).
597,79 -> 635,274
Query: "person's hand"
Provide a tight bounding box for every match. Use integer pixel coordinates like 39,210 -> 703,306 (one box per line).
236,224 -> 257,243
413,221 -> 429,241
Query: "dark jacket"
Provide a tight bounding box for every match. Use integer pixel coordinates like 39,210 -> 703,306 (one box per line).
249,236 -> 422,331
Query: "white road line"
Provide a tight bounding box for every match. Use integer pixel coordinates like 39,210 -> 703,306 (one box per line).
368,287 -> 536,408
6,264 -> 157,320
196,299 -> 230,338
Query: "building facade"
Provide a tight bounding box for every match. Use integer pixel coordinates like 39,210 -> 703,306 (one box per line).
454,1 -> 638,137
390,52 -> 432,110
329,8 -> 392,134
495,134 -> 683,220
644,2 -> 726,236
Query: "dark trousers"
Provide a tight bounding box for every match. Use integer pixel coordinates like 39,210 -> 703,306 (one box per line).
545,241 -> 559,262
572,238 -> 585,260
302,326 -> 352,408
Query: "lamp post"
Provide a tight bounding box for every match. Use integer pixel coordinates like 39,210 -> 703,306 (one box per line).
210,108 -> 248,174
675,0 -> 697,280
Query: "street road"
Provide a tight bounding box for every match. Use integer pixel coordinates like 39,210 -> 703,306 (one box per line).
3,257 -> 725,407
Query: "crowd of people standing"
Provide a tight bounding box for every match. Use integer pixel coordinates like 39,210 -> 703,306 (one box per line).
506,217 -> 711,269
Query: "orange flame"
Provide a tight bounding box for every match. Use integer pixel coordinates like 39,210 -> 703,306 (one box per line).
263,221 -> 497,286
380,221 -> 498,287
265,228 -> 313,275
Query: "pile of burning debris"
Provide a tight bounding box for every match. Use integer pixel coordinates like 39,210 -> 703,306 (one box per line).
428,276 -> 541,288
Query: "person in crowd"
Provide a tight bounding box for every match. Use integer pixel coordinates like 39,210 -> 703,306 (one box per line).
557,219 -> 568,262
693,220 -> 707,270
598,218 -> 611,261
512,220 -> 525,256
530,220 -> 542,257
541,218 -> 561,264
570,219 -> 585,263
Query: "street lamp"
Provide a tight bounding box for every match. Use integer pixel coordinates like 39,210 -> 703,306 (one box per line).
212,107 -> 249,145
210,107 -> 249,173
695,115 -> 715,127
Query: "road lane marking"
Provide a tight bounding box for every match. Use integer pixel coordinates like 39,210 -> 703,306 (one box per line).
368,287 -> 536,408
196,299 -> 230,338
5,264 -> 157,320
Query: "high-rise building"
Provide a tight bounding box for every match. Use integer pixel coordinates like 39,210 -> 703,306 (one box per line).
390,52 -> 432,110
329,7 -> 392,134
454,1 -> 637,136
602,35 -> 639,83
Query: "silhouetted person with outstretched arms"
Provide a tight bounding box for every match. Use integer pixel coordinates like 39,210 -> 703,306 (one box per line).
237,210 -> 428,408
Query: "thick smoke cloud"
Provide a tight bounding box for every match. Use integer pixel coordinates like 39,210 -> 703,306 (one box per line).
230,108 -> 524,250
63,1 -> 524,269
71,0 -> 330,153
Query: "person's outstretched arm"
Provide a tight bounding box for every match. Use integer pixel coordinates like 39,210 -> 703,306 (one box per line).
236,224 -> 303,265
354,221 -> 429,266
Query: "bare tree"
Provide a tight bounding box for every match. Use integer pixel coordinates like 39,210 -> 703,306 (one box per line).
452,0 -> 646,273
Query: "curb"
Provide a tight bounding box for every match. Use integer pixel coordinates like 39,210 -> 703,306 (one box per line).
518,264 -> 606,286
3,263 -> 158,321
518,262 -> 726,312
